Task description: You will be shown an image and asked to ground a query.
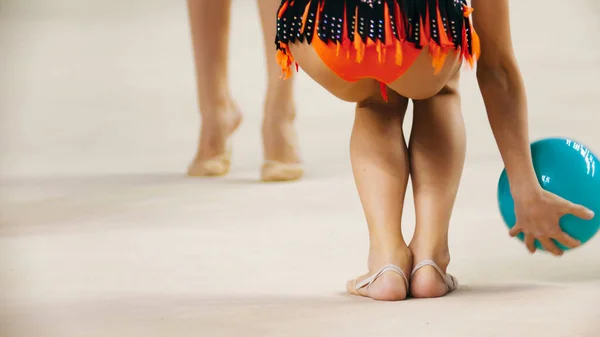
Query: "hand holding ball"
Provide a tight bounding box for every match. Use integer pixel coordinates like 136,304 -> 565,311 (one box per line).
497,138 -> 600,254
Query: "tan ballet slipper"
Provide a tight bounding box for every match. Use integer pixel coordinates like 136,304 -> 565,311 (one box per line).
187,146 -> 232,177
260,160 -> 304,182
411,259 -> 459,295
346,264 -> 410,300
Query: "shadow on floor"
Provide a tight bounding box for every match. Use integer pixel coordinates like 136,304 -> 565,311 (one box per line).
3,284 -> 597,337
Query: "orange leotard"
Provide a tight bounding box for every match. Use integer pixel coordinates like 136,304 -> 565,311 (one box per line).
275,0 -> 480,96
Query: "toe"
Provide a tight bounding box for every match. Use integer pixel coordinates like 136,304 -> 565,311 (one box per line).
346,272 -> 408,301
346,279 -> 360,296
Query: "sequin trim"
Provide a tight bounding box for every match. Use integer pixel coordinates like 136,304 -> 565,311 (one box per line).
275,0 -> 480,80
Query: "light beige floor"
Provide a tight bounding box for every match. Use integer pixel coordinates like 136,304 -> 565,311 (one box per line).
1,1 -> 599,336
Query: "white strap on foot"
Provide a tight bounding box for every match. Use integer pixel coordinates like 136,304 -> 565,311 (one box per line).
355,264 -> 409,291
411,260 -> 458,292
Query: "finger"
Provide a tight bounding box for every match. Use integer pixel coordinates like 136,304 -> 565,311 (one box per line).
509,226 -> 521,237
564,202 -> 595,220
524,234 -> 536,254
553,232 -> 582,250
539,237 -> 563,256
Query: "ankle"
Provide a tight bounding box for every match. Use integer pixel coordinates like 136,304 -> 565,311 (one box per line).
261,110 -> 301,164
263,102 -> 296,123
409,240 -> 450,268
262,117 -> 294,132
201,102 -> 240,128
367,244 -> 412,271
409,235 -> 450,267
199,95 -> 236,117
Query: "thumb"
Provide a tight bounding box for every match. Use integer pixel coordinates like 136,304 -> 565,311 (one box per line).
565,202 -> 595,220
509,225 -> 522,237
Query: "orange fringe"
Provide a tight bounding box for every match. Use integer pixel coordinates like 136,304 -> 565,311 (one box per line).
277,1 -> 480,79
276,42 -> 295,80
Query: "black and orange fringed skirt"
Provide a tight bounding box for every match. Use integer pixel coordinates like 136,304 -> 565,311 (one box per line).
275,0 -> 480,85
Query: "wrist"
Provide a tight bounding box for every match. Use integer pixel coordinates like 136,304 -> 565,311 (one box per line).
509,173 -> 541,200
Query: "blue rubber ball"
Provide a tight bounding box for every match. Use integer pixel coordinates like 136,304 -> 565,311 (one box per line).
497,137 -> 600,250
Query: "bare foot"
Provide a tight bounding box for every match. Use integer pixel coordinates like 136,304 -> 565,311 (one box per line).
346,247 -> 412,301
261,105 -> 303,182
188,100 -> 242,177
409,244 -> 453,298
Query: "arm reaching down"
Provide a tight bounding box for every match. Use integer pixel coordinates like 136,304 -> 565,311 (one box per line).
471,0 -> 594,255
472,0 -> 536,189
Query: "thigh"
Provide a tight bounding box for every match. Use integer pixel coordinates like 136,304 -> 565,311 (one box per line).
289,42 -> 380,103
410,69 -> 464,152
413,68 -> 461,109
